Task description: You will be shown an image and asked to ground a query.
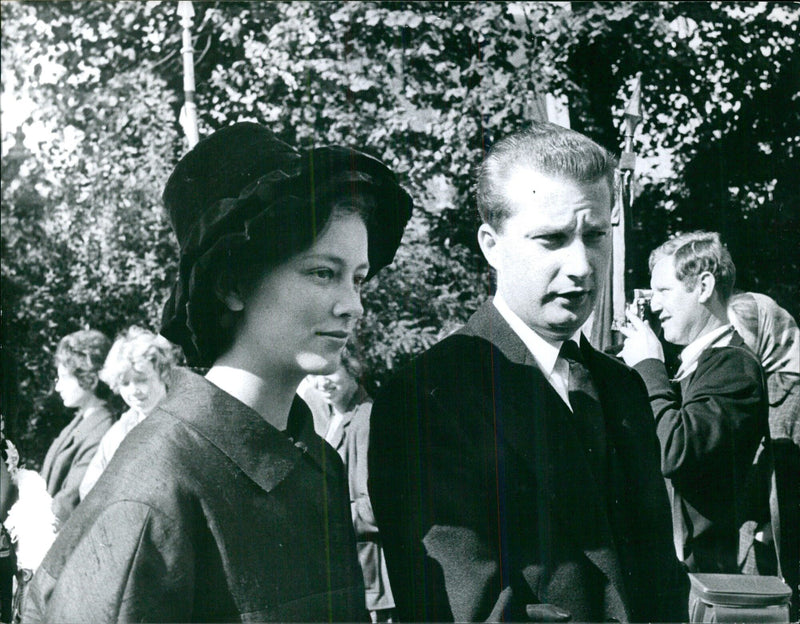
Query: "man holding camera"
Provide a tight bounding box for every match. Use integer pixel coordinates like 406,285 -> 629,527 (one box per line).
620,231 -> 769,574
369,122 -> 687,622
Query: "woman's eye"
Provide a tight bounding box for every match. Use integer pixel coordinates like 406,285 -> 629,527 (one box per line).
309,268 -> 335,281
353,274 -> 367,292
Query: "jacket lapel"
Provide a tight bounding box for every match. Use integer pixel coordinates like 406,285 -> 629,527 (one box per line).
581,340 -> 635,616
40,413 -> 83,486
287,394 -> 344,475
462,303 -> 630,615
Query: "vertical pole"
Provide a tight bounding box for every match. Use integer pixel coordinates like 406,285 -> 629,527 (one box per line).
177,1 -> 199,148
613,72 -> 643,336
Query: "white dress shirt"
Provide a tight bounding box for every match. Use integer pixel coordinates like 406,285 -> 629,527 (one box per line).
493,294 -> 582,410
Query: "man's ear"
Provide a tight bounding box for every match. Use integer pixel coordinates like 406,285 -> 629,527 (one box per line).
477,223 -> 501,270
696,271 -> 717,303
214,271 -> 245,312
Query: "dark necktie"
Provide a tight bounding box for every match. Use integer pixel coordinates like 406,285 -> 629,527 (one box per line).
559,340 -> 608,492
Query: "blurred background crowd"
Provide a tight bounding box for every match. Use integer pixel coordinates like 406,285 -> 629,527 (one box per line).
2,1 -> 797,468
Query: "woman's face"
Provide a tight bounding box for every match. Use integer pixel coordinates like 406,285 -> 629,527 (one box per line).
228,212 -> 369,378
55,364 -> 94,410
117,360 -> 168,416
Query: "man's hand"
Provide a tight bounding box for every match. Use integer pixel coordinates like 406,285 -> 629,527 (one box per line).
486,588 -> 571,622
526,604 -> 571,621
618,307 -> 664,367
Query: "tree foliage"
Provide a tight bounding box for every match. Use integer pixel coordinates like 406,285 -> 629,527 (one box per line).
2,1 -> 181,462
2,1 -> 798,462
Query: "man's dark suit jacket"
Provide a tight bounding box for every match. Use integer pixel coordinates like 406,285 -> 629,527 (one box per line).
369,302 -> 688,622
634,332 -> 769,573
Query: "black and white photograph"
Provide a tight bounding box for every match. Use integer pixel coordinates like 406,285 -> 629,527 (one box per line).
1,2 -> 798,622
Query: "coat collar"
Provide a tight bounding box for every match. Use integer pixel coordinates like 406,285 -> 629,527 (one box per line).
459,300 -> 535,366
42,404 -> 112,474
158,368 -> 332,495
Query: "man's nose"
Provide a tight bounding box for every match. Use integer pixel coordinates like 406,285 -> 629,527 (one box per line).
650,293 -> 663,312
332,281 -> 364,319
563,240 -> 592,279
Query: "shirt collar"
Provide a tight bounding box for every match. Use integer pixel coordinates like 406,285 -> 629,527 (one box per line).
676,324 -> 735,380
679,324 -> 734,365
493,294 -> 581,375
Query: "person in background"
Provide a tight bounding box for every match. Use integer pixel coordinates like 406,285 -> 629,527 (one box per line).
307,352 -> 395,622
1,349 -> 19,623
370,121 -> 687,622
620,232 -> 769,574
297,374 -> 339,441
22,122 -> 412,622
728,291 -> 800,618
41,329 -> 114,526
78,326 -> 181,500
0,445 -> 16,623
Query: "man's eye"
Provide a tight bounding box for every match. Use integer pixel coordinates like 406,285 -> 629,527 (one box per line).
585,230 -> 608,242
537,234 -> 567,247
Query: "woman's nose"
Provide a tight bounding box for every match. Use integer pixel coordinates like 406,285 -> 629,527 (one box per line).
332,282 -> 364,319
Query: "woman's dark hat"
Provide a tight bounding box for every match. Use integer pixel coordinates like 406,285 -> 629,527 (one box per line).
160,122 -> 413,365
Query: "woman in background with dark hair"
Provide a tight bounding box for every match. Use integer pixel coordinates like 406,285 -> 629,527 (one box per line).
23,123 -> 412,623
41,329 -> 114,526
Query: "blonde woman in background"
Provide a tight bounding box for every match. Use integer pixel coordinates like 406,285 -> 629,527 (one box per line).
728,291 -> 800,619
78,326 -> 181,500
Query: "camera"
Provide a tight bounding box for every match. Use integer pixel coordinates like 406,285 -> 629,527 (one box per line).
632,288 -> 654,322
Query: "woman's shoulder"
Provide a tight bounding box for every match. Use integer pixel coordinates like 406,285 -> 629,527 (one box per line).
81,403 -> 115,427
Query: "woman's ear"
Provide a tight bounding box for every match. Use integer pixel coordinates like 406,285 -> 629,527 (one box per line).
214,271 -> 245,312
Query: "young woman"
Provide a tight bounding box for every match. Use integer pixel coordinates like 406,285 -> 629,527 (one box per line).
78,326 -> 181,500
40,329 -> 114,526
22,123 -> 412,622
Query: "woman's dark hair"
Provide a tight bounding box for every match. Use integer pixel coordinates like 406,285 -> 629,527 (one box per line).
55,329 -> 113,400
160,123 -> 412,367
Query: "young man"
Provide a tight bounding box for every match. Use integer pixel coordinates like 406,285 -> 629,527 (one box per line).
620,231 -> 769,574
369,122 -> 688,622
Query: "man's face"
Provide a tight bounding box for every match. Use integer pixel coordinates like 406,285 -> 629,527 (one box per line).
649,255 -> 709,346
478,169 -> 612,341
310,366 -> 358,408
